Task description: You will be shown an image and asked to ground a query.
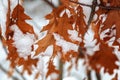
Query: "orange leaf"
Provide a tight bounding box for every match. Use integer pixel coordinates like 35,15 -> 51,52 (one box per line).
89,42 -> 118,74
46,60 -> 59,78
11,4 -> 34,34
35,34 -> 55,56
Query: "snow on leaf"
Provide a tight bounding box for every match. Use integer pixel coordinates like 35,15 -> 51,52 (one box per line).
35,1 -> 87,77
42,11 -> 74,42
95,0 -> 120,44
74,5 -> 87,36
3,2 -> 38,75
18,56 -> 38,74
46,60 -> 59,78
90,1 -> 120,74
6,4 -> 35,39
88,42 -> 118,74
11,4 -> 34,34
36,1 -> 86,56
11,25 -> 35,57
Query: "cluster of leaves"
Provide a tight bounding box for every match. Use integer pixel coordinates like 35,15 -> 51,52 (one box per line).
35,0 -> 87,78
1,0 -> 120,79
1,0 -> 38,76
90,0 -> 120,74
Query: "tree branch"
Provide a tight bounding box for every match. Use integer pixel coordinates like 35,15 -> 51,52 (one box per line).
87,0 -> 97,27
70,0 -> 92,7
59,60 -> 63,80
70,0 -> 120,10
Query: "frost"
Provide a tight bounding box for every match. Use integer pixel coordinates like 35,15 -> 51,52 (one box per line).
11,25 -> 35,58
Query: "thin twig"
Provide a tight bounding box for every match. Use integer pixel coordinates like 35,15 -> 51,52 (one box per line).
15,69 -> 26,80
98,5 -> 120,10
70,0 -> 92,7
70,0 -> 120,10
87,0 -> 97,26
0,64 -> 19,80
70,0 -> 120,27
59,60 -> 63,80
44,0 -> 56,8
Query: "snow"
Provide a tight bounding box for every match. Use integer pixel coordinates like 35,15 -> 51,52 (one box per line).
79,0 -> 92,5
68,30 -> 82,42
23,0 -> 52,19
53,33 -> 78,53
10,0 -> 22,12
63,76 -> 77,80
11,25 -> 35,58
82,6 -> 91,24
0,0 -> 23,38
0,0 -> 7,38
84,28 -> 99,56
50,72 -> 59,80
0,41 -> 7,61
0,0 -> 120,80
100,68 -> 117,80
63,59 -> 87,80
91,70 -> 97,80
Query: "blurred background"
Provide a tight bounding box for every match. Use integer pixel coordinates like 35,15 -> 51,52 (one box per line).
0,0 -> 115,80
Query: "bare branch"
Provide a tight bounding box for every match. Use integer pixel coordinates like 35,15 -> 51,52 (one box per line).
70,0 -> 92,7
59,60 -> 63,80
87,0 -> 97,27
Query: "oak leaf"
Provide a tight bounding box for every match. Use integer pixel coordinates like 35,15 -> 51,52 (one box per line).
4,3 -> 38,75
46,60 -> 59,78
89,42 -> 118,74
